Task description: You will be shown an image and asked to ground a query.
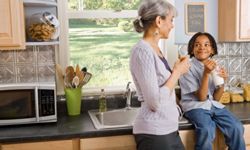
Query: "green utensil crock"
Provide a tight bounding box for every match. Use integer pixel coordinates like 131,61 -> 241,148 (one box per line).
64,87 -> 82,116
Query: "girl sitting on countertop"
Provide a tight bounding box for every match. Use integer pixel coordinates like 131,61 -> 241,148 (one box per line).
179,32 -> 246,150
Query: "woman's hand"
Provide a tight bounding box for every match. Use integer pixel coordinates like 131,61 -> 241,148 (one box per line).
173,56 -> 190,75
165,56 -> 190,91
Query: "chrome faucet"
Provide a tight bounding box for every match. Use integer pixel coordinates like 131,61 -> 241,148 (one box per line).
125,82 -> 135,109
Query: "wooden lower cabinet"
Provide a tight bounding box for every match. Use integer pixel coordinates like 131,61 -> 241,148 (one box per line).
0,139 -> 80,150
179,129 -> 216,150
179,130 -> 196,150
245,124 -> 250,150
199,124 -> 250,150
80,135 -> 136,150
1,125 -> 250,150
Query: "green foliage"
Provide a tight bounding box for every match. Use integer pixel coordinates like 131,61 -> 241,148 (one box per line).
83,0 -> 103,9
68,0 -> 78,10
102,0 -> 141,10
102,0 -> 125,10
96,19 -> 119,27
118,20 -> 133,32
68,0 -> 141,10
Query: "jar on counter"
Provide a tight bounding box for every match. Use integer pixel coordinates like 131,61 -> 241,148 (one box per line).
242,83 -> 250,102
27,12 -> 60,42
229,87 -> 244,103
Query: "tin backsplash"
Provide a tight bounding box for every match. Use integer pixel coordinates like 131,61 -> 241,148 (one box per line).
178,43 -> 250,87
0,45 -> 55,84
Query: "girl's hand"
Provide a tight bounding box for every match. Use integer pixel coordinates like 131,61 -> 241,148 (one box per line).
217,67 -> 228,81
203,59 -> 216,74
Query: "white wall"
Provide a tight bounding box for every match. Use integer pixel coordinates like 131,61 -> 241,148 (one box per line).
165,0 -> 178,68
175,0 -> 218,44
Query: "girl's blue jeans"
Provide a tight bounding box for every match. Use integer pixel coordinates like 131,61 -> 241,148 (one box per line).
185,106 -> 245,150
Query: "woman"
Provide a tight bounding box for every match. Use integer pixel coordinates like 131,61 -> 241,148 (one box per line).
130,0 -> 190,149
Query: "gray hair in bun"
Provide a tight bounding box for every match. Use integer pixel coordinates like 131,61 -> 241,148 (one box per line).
133,0 -> 177,33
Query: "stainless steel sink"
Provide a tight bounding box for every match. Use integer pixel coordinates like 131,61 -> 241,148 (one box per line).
88,107 -> 139,129
88,107 -> 189,129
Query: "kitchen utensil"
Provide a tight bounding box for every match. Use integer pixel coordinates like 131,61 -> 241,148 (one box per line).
75,64 -> 84,85
72,76 -> 80,88
76,64 -> 80,75
65,66 -> 74,88
79,67 -> 92,86
81,67 -> 87,72
76,71 -> 84,86
55,64 -> 65,88
82,72 -> 92,86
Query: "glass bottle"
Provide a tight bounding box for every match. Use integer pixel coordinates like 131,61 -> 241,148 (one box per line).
99,89 -> 107,112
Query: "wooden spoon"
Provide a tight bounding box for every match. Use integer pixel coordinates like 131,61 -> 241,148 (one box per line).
75,64 -> 83,82
75,64 -> 80,75
65,66 -> 74,88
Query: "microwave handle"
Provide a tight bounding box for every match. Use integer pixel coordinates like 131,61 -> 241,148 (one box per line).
35,86 -> 39,122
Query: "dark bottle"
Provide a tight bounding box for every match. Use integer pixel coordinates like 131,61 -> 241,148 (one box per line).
99,89 -> 107,112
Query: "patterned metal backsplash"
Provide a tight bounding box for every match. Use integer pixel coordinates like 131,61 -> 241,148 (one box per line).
0,45 -> 55,84
178,43 -> 250,88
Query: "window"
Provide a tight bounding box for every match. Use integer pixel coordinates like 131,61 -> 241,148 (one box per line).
67,0 -> 142,88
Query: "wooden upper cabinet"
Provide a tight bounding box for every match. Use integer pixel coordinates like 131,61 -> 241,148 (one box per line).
0,0 -> 25,50
218,0 -> 250,42
239,0 -> 250,40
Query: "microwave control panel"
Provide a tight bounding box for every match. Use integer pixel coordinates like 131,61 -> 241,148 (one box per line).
38,89 -> 55,116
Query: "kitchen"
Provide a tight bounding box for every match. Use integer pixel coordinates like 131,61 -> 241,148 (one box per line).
0,0 -> 250,150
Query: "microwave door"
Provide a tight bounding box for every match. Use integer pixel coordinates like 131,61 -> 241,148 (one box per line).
0,89 -> 37,125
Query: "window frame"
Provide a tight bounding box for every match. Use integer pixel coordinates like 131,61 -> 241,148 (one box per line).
57,1 -> 168,95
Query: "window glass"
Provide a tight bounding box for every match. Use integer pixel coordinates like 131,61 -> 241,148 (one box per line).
68,0 -> 141,11
69,19 -> 142,87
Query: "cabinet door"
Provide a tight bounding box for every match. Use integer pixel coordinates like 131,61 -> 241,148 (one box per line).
244,124 -> 250,150
80,135 -> 136,150
0,139 -> 80,150
216,124 -> 250,150
179,130 -> 195,150
218,0 -> 250,41
0,0 -> 25,50
180,129 -> 219,150
239,0 -> 250,39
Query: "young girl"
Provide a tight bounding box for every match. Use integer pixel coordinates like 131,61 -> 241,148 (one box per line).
179,32 -> 245,150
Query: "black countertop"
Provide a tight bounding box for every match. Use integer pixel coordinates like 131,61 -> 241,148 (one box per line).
0,102 -> 250,144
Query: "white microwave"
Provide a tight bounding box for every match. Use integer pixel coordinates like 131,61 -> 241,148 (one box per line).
0,83 -> 57,126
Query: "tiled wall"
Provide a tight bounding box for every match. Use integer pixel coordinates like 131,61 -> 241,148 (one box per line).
178,42 -> 250,87
0,45 -> 55,84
